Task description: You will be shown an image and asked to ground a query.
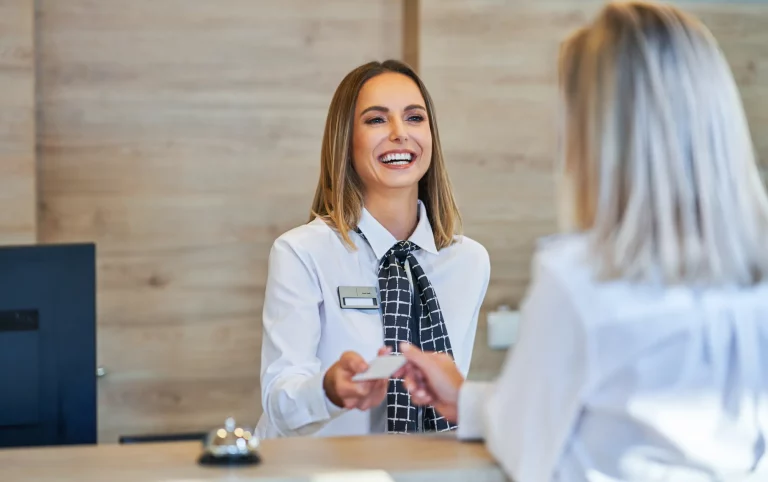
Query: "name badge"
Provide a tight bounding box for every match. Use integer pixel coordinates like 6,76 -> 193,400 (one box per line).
338,286 -> 379,310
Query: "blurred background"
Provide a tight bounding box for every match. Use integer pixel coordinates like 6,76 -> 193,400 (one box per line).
1,0 -> 766,442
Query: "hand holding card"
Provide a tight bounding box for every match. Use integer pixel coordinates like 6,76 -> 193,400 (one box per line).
323,347 -> 393,410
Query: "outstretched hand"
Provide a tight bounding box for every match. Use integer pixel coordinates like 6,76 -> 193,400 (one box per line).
324,346 -> 392,410
396,342 -> 465,423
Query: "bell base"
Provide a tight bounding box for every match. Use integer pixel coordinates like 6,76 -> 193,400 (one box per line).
198,452 -> 261,466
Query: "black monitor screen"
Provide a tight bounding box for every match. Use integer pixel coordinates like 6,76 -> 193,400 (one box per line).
0,243 -> 96,447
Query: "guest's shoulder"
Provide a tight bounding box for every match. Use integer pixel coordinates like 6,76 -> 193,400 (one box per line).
532,233 -> 590,276
526,233 -> 596,309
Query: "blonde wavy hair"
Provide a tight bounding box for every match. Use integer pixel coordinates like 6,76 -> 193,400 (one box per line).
559,1 -> 768,286
310,60 -> 462,250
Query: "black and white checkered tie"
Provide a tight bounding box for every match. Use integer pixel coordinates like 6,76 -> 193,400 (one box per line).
358,230 -> 457,433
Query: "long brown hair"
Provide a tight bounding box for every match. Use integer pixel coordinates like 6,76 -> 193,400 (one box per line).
310,60 -> 462,250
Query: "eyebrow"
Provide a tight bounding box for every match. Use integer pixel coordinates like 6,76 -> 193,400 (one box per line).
360,104 -> 427,117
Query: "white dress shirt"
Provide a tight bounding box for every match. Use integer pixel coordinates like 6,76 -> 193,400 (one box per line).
257,201 -> 490,438
459,234 -> 768,482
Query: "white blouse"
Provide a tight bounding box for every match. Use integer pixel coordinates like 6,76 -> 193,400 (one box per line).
257,201 -> 490,438
459,234 -> 768,481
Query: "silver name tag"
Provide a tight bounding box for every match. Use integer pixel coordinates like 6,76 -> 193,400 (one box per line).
338,286 -> 379,310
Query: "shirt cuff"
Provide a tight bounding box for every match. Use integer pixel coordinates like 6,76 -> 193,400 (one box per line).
457,380 -> 493,441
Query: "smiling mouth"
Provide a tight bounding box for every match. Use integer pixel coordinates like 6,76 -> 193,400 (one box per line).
378,152 -> 415,166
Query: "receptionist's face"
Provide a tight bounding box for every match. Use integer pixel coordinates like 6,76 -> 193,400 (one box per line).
351,72 -> 432,196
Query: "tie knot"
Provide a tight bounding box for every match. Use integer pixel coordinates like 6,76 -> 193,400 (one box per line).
388,241 -> 419,264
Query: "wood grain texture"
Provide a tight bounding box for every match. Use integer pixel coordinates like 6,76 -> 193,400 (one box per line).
36,0 -> 402,442
31,0 -> 768,440
403,0 -> 420,71
420,0 -> 768,380
0,0 -> 36,244
1,435 -> 506,482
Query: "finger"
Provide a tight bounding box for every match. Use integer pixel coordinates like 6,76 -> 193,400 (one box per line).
353,378 -> 387,410
403,372 -> 427,397
356,395 -> 375,411
400,364 -> 414,380
399,342 -> 432,370
339,351 -> 368,374
403,362 -> 434,394
377,346 -> 392,357
392,362 -> 409,379
336,378 -> 367,400
400,363 -> 424,386
356,389 -> 374,411
408,380 -> 436,405
402,373 -> 417,393
400,344 -> 452,386
359,379 -> 383,396
358,380 -> 387,410
414,366 -> 427,386
402,365 -> 423,387
410,390 -> 433,405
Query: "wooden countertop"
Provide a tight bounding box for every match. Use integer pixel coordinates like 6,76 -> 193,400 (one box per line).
0,433 -> 509,482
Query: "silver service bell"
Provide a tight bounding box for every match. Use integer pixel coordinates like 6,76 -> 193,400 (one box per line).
198,417 -> 261,466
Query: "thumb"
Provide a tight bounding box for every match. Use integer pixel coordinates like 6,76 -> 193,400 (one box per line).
399,343 -> 433,372
339,351 -> 368,374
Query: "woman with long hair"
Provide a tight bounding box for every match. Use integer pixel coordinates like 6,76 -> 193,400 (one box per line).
256,60 -> 490,438
399,2 -> 768,480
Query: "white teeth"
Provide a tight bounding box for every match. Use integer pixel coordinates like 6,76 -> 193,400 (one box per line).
381,152 -> 414,163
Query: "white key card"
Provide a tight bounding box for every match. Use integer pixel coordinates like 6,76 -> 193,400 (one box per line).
351,355 -> 406,382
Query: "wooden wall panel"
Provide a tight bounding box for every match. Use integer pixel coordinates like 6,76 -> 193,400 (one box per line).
420,0 -> 768,380
30,0 -> 767,440
36,0 -> 402,442
403,0 -> 420,71
0,0 -> 35,244
686,3 -> 768,175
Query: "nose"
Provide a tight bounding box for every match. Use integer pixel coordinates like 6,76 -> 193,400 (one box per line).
389,118 -> 408,143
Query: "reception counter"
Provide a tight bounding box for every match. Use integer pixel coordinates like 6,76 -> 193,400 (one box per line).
0,433 -> 509,482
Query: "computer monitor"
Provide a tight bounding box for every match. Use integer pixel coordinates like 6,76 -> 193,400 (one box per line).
0,243 -> 97,448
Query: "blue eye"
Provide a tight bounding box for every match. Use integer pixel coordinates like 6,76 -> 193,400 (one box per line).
365,117 -> 385,125
408,115 -> 425,122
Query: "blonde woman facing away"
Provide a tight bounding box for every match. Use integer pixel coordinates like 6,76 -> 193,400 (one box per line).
256,60 -> 490,438
398,2 -> 768,481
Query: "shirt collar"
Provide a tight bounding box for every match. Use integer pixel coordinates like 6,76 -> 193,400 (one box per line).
356,200 -> 439,259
